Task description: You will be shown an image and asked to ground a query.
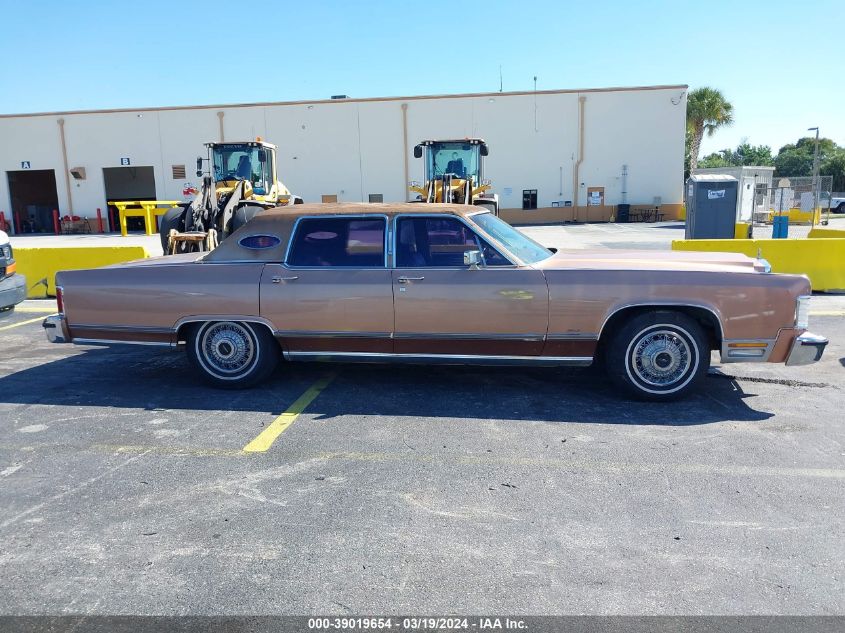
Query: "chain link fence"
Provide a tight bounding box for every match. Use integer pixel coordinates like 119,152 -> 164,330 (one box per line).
749,175 -> 834,238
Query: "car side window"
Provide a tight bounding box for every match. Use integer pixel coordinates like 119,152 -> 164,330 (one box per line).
395,217 -> 510,268
287,217 -> 385,267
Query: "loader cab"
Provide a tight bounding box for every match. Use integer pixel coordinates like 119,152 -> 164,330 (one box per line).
207,141 -> 277,197
415,139 -> 488,184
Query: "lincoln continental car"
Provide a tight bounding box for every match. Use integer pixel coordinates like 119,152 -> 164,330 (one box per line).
43,203 -> 827,400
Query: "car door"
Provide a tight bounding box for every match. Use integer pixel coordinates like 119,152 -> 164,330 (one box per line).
260,214 -> 394,355
392,214 -> 548,357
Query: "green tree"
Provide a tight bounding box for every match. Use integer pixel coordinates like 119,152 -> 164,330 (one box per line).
686,87 -> 734,171
774,137 -> 838,178
821,150 -> 845,191
699,150 -> 733,168
697,143 -> 773,169
734,143 -> 773,166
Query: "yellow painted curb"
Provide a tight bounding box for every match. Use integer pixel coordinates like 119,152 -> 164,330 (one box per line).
14,246 -> 150,298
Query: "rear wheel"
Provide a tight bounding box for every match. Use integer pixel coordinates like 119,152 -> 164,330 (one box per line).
604,311 -> 709,401
187,321 -> 280,389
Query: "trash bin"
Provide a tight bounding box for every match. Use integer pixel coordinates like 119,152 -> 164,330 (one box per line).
772,215 -> 789,239
617,204 -> 630,223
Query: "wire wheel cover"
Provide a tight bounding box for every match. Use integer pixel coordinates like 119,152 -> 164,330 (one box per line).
200,322 -> 256,375
629,328 -> 695,388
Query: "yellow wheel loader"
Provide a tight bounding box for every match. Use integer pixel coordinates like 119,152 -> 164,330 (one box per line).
409,139 -> 499,215
160,139 -> 302,252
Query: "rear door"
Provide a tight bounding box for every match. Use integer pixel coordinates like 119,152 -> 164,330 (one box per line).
391,214 -> 548,356
260,215 -> 394,355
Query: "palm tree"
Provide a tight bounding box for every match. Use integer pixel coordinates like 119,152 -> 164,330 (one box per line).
686,87 -> 734,172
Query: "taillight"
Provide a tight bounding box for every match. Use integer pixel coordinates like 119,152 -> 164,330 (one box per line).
56,286 -> 64,314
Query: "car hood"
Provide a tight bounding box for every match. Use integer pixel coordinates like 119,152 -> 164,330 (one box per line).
535,249 -> 763,273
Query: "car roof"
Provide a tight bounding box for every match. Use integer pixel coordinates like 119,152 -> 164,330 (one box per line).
261,202 -> 481,219
203,202 -> 486,263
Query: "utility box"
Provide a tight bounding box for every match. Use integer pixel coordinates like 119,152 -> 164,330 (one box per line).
685,174 -> 739,239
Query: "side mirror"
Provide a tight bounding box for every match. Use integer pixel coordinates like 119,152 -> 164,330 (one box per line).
463,249 -> 483,269
413,145 -> 423,159
258,149 -> 267,163
480,144 -> 489,157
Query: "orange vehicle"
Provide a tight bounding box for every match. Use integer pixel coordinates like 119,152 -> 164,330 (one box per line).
43,203 -> 827,400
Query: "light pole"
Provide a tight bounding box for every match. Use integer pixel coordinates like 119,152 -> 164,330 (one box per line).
808,127 -> 820,216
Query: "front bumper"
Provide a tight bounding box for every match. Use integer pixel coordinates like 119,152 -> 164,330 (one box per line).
0,273 -> 26,311
785,332 -> 828,366
43,314 -> 69,343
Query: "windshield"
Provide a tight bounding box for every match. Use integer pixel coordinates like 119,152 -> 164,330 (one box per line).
427,142 -> 481,181
212,144 -> 273,195
470,212 -> 553,264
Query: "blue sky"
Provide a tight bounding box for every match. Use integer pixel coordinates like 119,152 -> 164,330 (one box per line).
1,0 -> 841,156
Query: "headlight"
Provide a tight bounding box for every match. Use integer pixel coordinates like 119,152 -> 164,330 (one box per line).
795,295 -> 811,329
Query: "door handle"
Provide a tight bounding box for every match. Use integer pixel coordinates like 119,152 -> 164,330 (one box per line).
272,276 -> 299,283
397,276 -> 425,284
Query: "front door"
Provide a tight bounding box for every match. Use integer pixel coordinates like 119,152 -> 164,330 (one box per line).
392,215 -> 548,356
260,215 -> 393,354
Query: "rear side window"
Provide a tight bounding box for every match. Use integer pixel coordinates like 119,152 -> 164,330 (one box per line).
287,217 -> 386,267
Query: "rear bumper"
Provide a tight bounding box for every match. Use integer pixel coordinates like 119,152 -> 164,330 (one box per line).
785,332 -> 828,366
0,273 -> 26,310
43,314 -> 69,343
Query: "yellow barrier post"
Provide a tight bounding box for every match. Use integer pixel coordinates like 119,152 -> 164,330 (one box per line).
110,201 -> 180,236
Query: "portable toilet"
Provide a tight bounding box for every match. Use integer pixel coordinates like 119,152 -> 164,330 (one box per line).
685,174 -> 739,239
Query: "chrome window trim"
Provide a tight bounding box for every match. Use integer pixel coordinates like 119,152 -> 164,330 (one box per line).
284,214 -> 390,269
391,212 -> 518,269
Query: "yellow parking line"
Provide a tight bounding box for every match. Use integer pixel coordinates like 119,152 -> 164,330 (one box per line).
14,305 -> 57,314
0,316 -> 46,331
242,374 -> 335,453
809,310 -> 845,317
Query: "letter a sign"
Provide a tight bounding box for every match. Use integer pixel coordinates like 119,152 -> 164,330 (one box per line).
21,161 -> 31,169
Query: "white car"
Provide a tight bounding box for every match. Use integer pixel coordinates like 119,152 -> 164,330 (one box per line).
0,230 -> 26,314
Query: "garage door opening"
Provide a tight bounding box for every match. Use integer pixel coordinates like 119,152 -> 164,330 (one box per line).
103,166 -> 157,232
6,169 -> 60,234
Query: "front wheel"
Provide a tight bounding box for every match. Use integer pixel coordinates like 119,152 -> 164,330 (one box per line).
159,206 -> 187,253
603,311 -> 709,401
187,321 -> 280,389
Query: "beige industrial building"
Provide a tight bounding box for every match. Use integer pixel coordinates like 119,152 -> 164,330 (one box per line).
0,84 -> 687,234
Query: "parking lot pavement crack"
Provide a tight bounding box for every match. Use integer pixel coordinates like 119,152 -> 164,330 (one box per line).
0,450 -> 150,530
709,372 -> 831,389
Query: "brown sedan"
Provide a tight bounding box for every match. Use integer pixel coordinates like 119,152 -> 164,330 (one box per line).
43,203 -> 827,400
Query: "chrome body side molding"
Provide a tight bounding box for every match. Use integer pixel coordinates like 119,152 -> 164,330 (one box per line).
282,351 -> 593,367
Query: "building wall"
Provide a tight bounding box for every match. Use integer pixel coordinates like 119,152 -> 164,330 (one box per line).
0,85 -> 687,231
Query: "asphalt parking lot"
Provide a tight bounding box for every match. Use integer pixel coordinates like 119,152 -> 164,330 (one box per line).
0,297 -> 843,616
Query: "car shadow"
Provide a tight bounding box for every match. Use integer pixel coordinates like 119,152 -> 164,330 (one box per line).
0,346 -> 773,426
